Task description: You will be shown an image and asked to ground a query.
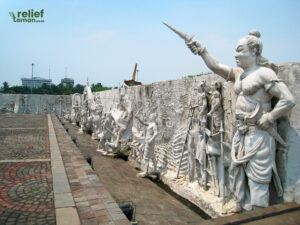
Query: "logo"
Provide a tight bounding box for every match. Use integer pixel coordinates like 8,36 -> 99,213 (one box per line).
9,9 -> 45,23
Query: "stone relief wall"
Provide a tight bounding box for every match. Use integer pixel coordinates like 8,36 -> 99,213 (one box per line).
0,94 -> 72,115
1,63 -> 298,218
69,62 -> 300,217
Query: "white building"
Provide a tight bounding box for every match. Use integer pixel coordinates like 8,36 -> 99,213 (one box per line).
21,77 -> 52,88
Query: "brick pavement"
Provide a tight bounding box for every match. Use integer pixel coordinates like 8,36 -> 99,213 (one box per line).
51,115 -> 130,225
0,114 -> 55,225
62,120 -> 207,225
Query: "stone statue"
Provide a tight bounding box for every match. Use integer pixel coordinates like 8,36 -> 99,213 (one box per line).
104,120 -> 121,155
135,112 -> 158,178
91,103 -> 103,140
187,117 -> 200,182
186,29 -> 295,211
43,107 -> 48,114
96,113 -> 114,153
207,82 -> 223,134
114,104 -> 133,150
131,112 -> 146,162
8,101 -> 15,113
23,95 -> 28,114
78,101 -> 90,134
57,96 -> 63,117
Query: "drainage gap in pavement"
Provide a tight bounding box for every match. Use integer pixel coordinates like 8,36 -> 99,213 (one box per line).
85,156 -> 94,170
117,200 -> 137,223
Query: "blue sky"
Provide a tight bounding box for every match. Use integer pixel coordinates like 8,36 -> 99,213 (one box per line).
0,0 -> 299,87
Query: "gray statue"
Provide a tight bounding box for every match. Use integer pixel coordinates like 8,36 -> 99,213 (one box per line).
185,29 -> 295,211
135,112 -> 158,178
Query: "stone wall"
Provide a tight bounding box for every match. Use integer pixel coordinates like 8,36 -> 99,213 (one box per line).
2,62 -> 299,217
70,62 -> 300,217
0,93 -> 72,115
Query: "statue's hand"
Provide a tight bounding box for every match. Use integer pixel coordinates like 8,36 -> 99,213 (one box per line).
257,113 -> 274,130
186,40 -> 204,55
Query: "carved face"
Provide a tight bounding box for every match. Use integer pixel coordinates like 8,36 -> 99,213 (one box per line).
198,82 -> 205,92
235,38 -> 256,69
150,113 -> 156,122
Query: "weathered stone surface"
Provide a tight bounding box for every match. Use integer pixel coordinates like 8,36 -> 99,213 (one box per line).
66,62 -> 300,216
0,94 -> 72,115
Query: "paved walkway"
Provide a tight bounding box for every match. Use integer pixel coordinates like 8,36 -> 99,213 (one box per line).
0,114 -> 130,225
0,114 -> 55,225
1,114 -> 299,225
62,120 -> 208,225
51,115 -> 129,225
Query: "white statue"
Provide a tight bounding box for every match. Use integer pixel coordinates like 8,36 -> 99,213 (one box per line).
23,95 -> 28,114
91,103 -> 103,139
114,104 -> 133,150
207,82 -> 223,134
78,102 -> 90,134
186,29 -> 295,211
96,113 -> 114,153
104,120 -> 121,155
131,112 -> 146,161
135,112 -> 158,178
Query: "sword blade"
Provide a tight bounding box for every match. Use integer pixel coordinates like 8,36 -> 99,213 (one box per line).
163,22 -> 194,43
267,126 -> 288,148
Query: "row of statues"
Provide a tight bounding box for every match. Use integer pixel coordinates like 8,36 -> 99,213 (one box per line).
69,28 -> 296,214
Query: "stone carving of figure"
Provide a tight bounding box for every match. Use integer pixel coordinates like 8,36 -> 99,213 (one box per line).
186,82 -> 209,189
43,107 -> 48,114
9,101 -> 15,113
197,82 -> 208,126
104,120 -> 121,155
187,117 -> 200,182
193,82 -> 209,189
114,104 -> 133,150
91,103 -> 103,140
72,100 -> 81,125
207,82 -> 223,134
23,95 -> 28,114
205,82 -> 224,196
131,112 -> 146,162
135,112 -> 158,178
187,30 -> 295,211
96,113 -> 113,153
78,102 -> 90,134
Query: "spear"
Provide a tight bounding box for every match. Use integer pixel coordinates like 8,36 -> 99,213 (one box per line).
219,121 -> 225,201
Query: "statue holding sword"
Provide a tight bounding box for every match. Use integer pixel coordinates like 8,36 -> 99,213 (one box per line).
163,22 -> 295,211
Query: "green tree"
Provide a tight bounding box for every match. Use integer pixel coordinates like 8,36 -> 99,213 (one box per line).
2,82 -> 9,92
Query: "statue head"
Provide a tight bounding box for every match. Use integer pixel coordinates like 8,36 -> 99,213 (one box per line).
149,113 -> 156,122
211,81 -> 221,92
212,90 -> 221,98
235,30 -> 277,72
198,81 -> 205,92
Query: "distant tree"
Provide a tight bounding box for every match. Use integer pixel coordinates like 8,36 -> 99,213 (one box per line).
1,82 -> 9,92
91,83 -> 103,92
0,81 -> 112,95
93,87 -> 111,92
73,84 -> 85,93
63,90 -> 73,95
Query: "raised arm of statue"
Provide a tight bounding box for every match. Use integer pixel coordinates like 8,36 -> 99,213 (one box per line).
186,40 -> 237,81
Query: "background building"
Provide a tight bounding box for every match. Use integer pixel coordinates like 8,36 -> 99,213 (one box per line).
21,77 -> 52,88
61,78 -> 74,87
